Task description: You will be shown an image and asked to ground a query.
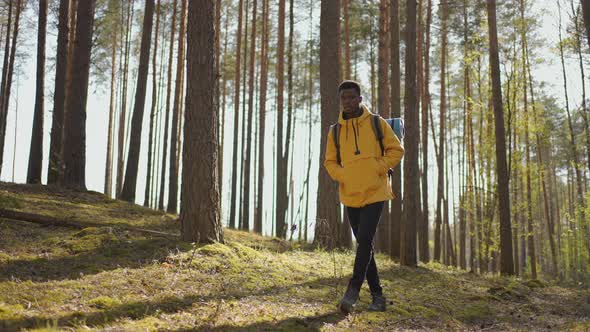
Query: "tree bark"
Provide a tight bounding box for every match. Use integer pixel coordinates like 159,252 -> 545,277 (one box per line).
0,0 -> 21,178
104,0 -> 118,197
419,0 -> 432,263
47,0 -> 69,185
315,0 -> 342,249
158,0 -> 178,210
27,0 -> 47,184
215,0 -> 222,195
390,0 -> 402,260
62,0 -> 97,190
286,0 -> 296,239
343,0 -> 351,79
582,0 -> 590,48
377,0 -> 390,253
229,0 -> 244,229
434,0 -> 448,263
255,0 -> 270,234
167,0 -> 187,213
238,0 -> 249,229
401,0 -> 418,267
144,0 -> 161,206
275,0 -> 288,238
181,0 -> 223,243
242,0 -> 257,231
487,0 -> 514,275
117,0 -> 135,196
119,0 -> 155,202
518,0 -> 536,279
0,2 -> 13,175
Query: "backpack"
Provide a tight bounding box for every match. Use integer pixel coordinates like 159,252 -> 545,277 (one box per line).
330,114 -> 404,166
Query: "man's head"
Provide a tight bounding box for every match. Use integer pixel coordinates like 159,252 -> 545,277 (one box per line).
338,80 -> 363,114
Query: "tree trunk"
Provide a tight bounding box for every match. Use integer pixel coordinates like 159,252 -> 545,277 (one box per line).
144,0 -> 161,206
558,0 -> 589,270
0,0 -> 13,178
242,0 -> 258,231
167,0 -> 187,213
419,0 -> 432,263
216,0 -> 223,197
377,0 -> 390,253
343,0 -> 351,79
181,0 -> 223,243
229,0 -> 244,229
117,0 -> 135,196
570,1 -> 590,179
219,5 -> 229,210
582,0 -> 590,48
286,0 -> 297,240
518,0 -> 536,279
27,0 -> 47,184
275,0 -> 289,238
390,0 -> 401,260
157,0 -> 177,210
119,0 -> 155,202
255,0 -> 269,234
151,38 -> 165,207
316,0 -> 342,249
401,0 -> 418,267
303,0 -> 314,242
104,0 -> 118,197
0,0 -> 21,178
47,0 -> 69,185
238,0 -> 249,229
487,0 -> 514,275
62,0 -> 96,190
434,0 -> 448,263
523,42 -> 558,277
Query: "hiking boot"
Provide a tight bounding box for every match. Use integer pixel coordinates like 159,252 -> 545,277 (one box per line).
338,287 -> 359,314
367,294 -> 386,312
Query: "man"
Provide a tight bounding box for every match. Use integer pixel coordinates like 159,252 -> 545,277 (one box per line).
324,80 -> 404,314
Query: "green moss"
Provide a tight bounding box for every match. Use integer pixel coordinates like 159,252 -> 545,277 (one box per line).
0,194 -> 22,209
525,279 -> 545,288
0,252 -> 10,263
0,302 -> 24,320
198,242 -> 237,259
63,228 -> 118,253
456,301 -> 492,323
89,296 -> 122,309
72,227 -> 104,237
391,305 -> 412,317
27,328 -> 61,332
227,241 -> 263,260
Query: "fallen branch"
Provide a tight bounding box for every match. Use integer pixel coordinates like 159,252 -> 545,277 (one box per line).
0,208 -> 178,239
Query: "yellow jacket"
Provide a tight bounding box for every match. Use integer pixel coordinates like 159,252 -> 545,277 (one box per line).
324,104 -> 405,208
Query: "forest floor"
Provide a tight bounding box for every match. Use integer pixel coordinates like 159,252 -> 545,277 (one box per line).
0,183 -> 589,331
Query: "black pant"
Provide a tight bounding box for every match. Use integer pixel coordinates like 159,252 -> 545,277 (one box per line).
346,201 -> 384,296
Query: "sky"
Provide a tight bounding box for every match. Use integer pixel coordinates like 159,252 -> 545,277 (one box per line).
1,0 -> 585,239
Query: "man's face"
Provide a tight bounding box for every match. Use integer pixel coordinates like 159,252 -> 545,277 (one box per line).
339,88 -> 362,114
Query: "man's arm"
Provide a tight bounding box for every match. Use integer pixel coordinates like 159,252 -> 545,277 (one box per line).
378,118 -> 405,170
324,128 -> 345,182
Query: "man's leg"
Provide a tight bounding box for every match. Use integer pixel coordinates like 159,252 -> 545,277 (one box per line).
363,204 -> 384,295
339,206 -> 361,314
346,206 -> 361,239
349,201 -> 384,293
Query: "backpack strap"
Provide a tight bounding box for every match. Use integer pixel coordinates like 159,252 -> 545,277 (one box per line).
330,123 -> 342,166
371,114 -> 385,156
